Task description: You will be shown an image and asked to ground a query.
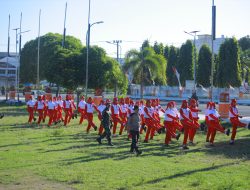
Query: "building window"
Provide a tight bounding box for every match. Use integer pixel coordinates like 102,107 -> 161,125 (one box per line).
0,70 -> 5,74
8,70 -> 16,74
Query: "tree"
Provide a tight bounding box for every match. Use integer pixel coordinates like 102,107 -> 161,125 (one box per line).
177,40 -> 194,86
80,45 -> 128,95
197,44 -> 212,87
216,37 -> 242,87
153,42 -> 164,55
20,33 -> 82,83
166,46 -> 179,86
123,47 -> 166,98
238,35 -> 250,51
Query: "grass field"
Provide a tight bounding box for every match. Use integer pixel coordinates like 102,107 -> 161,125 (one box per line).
0,104 -> 250,190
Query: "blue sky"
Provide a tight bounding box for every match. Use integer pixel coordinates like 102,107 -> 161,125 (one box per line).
1,0 -> 249,57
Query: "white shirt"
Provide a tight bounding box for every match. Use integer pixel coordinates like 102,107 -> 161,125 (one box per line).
98,104 -> 106,113
27,100 -> 35,107
47,101 -> 56,110
180,108 -> 191,120
86,103 -> 94,113
229,107 -> 238,118
78,100 -> 86,109
144,106 -> 154,119
164,108 -> 176,121
37,101 -> 45,110
112,104 -> 120,114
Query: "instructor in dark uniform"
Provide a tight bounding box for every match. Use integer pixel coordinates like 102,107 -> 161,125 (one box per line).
96,99 -> 113,146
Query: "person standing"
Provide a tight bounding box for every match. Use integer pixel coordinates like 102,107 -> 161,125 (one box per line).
96,100 -> 113,146
126,105 -> 142,155
35,95 -> 45,124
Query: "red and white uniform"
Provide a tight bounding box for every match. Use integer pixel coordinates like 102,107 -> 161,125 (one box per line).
78,98 -> 87,125
63,96 -> 72,126
164,102 -> 183,145
85,97 -> 98,132
35,97 -> 45,124
188,99 -> 200,143
229,99 -> 247,141
180,100 -> 198,146
207,102 -> 227,144
111,98 -> 123,135
27,97 -> 36,123
47,100 -> 56,126
144,100 -> 158,142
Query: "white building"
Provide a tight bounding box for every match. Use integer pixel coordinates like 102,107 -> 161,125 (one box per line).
195,34 -> 226,54
0,52 -> 19,89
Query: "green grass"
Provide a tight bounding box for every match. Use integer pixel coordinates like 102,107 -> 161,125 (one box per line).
0,105 -> 250,190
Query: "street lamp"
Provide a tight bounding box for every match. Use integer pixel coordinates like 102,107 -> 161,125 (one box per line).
85,21 -> 104,97
17,29 -> 30,101
106,40 -> 122,97
184,30 -> 200,96
12,27 -> 20,91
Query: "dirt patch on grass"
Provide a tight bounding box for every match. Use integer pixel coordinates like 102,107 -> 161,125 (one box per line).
0,175 -> 75,190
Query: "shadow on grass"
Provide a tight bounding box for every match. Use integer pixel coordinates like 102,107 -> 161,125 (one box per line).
133,160 -> 247,187
204,138 -> 250,159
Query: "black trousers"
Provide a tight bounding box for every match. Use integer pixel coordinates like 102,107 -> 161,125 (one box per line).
99,127 -> 111,143
130,130 -> 139,152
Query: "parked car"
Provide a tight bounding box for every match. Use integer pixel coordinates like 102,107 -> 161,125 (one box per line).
31,90 -> 46,96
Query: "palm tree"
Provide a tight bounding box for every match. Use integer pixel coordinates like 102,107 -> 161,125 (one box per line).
123,47 -> 166,98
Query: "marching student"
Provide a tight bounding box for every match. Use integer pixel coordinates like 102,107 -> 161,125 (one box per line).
96,99 -> 113,146
126,105 -> 142,155
139,100 -> 146,134
26,95 -> 36,124
205,102 -> 212,142
119,98 -> 128,135
47,97 -> 56,127
164,102 -> 182,146
56,96 -> 64,123
78,95 -> 87,125
111,97 -> 123,136
143,99 -> 158,143
35,95 -> 46,124
189,99 -> 200,144
208,102 -> 230,146
63,95 -> 72,126
180,100 -> 199,149
97,100 -> 106,135
85,97 -> 98,133
68,95 -> 77,123
229,99 -> 249,145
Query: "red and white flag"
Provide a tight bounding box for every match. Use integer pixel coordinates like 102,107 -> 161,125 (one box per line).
172,67 -> 182,90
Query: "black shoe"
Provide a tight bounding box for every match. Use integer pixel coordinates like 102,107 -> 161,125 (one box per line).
94,126 -> 97,131
206,139 -> 209,142
226,129 -> 230,136
136,150 -> 142,156
96,138 -> 102,144
229,140 -> 234,145
157,128 -> 162,134
209,143 -> 215,147
108,142 -> 114,146
129,149 -> 134,153
143,140 -> 148,143
248,123 -> 250,130
182,145 -> 189,150
176,133 -> 181,141
43,119 -> 45,123
0,114 -> 4,119
74,114 -> 77,119
33,118 -> 37,121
